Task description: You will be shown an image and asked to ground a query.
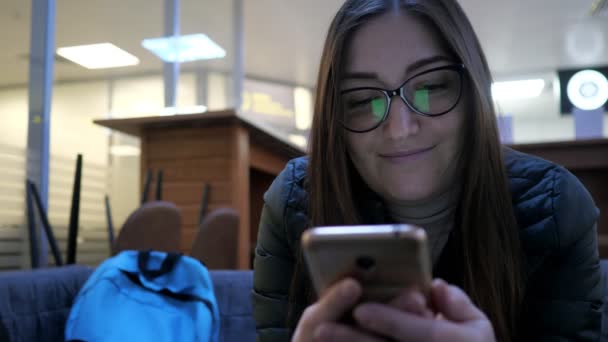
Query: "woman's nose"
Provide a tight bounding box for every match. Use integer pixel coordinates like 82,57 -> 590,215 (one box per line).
382,95 -> 420,140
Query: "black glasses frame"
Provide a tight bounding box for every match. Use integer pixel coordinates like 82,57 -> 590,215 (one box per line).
340,64 -> 466,133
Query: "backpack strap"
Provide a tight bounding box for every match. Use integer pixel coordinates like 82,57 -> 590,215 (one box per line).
137,251 -> 182,279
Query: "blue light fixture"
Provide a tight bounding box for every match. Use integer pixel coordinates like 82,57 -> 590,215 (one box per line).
141,33 -> 226,63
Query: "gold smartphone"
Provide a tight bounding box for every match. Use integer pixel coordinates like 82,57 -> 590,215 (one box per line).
301,224 -> 432,302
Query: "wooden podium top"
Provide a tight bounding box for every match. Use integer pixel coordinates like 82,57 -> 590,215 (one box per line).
94,109 -> 306,159
509,138 -> 608,170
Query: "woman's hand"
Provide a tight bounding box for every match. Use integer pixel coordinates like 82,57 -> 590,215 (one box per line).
292,278 -> 388,342
352,279 -> 496,342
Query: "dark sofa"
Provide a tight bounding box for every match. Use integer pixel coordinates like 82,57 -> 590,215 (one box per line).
1,262 -> 607,342
0,266 -> 255,342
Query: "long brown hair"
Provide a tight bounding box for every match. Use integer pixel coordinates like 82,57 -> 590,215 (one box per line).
290,0 -> 524,341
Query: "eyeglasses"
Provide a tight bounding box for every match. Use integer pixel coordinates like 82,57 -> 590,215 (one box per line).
340,64 -> 466,133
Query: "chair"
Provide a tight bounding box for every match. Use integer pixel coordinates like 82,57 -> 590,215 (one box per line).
190,208 -> 240,269
25,154 -> 83,268
112,201 -> 182,254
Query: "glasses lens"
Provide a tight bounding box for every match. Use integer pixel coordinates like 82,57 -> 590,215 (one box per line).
341,89 -> 387,131
404,68 -> 461,115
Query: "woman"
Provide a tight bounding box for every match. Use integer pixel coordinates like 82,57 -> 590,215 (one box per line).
253,0 -> 603,341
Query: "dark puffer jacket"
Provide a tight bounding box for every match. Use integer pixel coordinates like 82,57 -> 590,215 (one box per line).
252,148 -> 603,341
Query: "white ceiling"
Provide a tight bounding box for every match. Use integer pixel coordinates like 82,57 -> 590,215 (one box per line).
0,0 -> 606,88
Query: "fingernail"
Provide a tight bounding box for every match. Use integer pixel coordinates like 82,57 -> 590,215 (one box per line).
433,278 -> 446,286
354,305 -> 371,321
340,279 -> 357,299
433,278 -> 447,289
412,292 -> 426,307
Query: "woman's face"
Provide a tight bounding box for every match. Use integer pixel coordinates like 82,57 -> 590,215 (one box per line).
343,13 -> 465,204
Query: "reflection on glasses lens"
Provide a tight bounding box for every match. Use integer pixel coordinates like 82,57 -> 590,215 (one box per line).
341,66 -> 462,132
404,68 -> 460,115
342,89 -> 387,132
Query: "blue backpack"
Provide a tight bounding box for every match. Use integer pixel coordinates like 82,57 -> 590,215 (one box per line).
65,250 -> 220,342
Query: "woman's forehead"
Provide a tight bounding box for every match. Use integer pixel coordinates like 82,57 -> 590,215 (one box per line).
344,12 -> 451,85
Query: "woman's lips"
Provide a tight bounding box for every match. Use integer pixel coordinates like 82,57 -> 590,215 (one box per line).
378,146 -> 435,163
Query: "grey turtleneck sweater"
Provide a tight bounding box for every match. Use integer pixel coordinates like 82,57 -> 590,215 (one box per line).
386,190 -> 457,266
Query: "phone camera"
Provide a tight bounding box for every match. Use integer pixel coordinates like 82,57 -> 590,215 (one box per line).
356,256 -> 376,270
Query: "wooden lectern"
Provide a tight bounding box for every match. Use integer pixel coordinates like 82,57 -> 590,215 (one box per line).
95,110 -> 305,269
94,111 -> 608,262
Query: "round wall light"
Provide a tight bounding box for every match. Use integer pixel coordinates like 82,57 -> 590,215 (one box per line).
567,69 -> 608,110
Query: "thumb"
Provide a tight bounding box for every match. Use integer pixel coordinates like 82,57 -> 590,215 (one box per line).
292,278 -> 362,342
430,279 -> 485,323
303,278 -> 362,327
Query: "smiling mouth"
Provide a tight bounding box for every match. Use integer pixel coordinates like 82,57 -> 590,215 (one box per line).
379,146 -> 436,159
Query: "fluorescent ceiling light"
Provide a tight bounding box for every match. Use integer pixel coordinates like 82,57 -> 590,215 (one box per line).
108,105 -> 208,117
492,79 -> 545,101
294,87 -> 313,130
288,134 -> 307,149
110,145 -> 141,157
159,105 -> 208,116
142,33 -> 226,63
57,43 -> 139,69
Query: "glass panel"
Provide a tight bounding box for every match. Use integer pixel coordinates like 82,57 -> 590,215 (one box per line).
51,0 -> 167,266
111,74 -> 196,116
493,71 -> 608,144
0,1 -> 31,269
182,0 -> 235,111
49,1 -> 230,266
49,82 -> 110,266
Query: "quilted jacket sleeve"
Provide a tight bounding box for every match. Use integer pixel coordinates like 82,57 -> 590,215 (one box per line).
252,161 -> 299,342
522,167 -> 603,341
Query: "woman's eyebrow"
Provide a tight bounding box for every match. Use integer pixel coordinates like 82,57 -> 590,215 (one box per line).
342,55 -> 453,81
406,55 -> 452,74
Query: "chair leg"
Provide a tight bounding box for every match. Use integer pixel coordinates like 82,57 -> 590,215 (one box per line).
105,194 -> 115,252
25,180 -> 40,269
156,169 -> 163,201
142,168 -> 152,205
66,154 -> 82,265
30,181 -> 63,266
198,183 -> 211,226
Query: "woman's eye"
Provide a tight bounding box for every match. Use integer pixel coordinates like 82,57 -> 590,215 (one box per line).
347,98 -> 373,108
419,83 -> 448,91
